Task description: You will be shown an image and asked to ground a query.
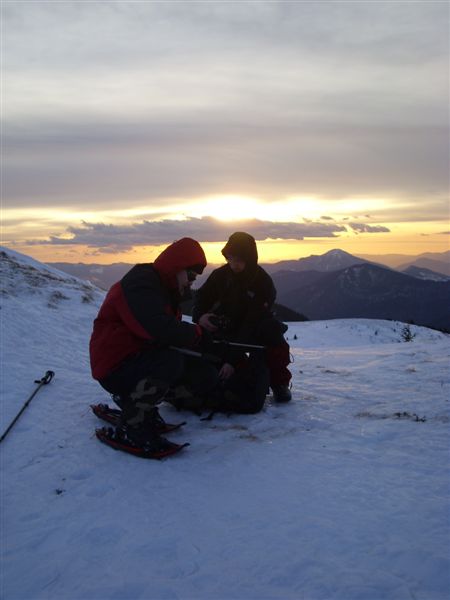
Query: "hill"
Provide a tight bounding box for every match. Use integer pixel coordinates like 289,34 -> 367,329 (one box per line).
358,250 -> 450,270
402,265 -> 450,282
273,263 -> 450,332
1,246 -> 449,599
398,256 -> 450,277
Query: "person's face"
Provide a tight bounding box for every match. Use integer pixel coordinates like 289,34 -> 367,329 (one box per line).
226,255 -> 246,274
176,269 -> 197,294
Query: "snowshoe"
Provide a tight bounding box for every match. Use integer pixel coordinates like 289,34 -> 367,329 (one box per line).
91,404 -> 186,433
95,426 -> 189,459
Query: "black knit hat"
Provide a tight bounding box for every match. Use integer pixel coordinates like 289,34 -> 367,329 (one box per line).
221,232 -> 258,266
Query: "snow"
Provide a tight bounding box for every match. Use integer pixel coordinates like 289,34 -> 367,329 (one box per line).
1,246 -> 449,600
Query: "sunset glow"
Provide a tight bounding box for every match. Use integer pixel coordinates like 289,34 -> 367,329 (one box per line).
2,2 -> 448,265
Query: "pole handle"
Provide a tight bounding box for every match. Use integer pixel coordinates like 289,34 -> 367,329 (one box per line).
34,370 -> 55,385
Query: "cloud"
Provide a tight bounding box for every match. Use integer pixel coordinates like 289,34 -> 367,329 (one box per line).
22,217 -> 347,251
4,2 -> 446,74
355,197 -> 449,224
2,1 -> 448,221
349,223 -> 390,234
4,116 -> 448,215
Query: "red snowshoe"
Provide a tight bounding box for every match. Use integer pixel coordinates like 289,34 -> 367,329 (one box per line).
95,426 -> 189,459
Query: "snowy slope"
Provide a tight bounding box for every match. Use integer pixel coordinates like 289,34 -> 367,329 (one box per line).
1,247 -> 449,600
402,265 -> 450,282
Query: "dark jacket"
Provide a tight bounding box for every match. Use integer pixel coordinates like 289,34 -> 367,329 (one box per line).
90,238 -> 206,380
192,263 -> 277,341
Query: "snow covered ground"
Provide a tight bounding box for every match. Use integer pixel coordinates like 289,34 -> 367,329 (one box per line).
1,246 -> 449,600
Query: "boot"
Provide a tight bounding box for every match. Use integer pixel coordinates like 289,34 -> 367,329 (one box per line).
118,377 -> 172,449
271,384 -> 292,403
95,414 -> 189,459
120,407 -> 173,452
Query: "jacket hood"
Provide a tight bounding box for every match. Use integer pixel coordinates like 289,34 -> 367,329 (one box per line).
154,238 -> 207,288
221,232 -> 258,266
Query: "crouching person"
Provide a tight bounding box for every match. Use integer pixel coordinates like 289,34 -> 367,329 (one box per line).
193,231 -> 292,403
89,237 -> 218,458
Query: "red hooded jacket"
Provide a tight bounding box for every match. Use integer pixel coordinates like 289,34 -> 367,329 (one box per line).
89,238 -> 207,381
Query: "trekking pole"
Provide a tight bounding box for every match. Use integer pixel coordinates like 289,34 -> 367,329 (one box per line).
213,340 -> 265,350
169,346 -> 222,363
0,370 -> 55,444
169,342 -> 265,363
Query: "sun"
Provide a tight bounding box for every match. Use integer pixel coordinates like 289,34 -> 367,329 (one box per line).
184,194 -> 330,223
189,195 -> 263,222
151,193 -> 338,225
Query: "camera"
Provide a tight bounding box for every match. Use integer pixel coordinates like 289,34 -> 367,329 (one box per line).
209,314 -> 232,332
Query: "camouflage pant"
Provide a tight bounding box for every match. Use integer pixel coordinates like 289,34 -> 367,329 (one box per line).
100,347 -> 219,400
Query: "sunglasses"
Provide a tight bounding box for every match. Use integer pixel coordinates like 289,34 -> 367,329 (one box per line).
186,269 -> 198,282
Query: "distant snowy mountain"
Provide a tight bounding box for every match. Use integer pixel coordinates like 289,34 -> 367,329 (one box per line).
402,265 -> 450,282
263,248 -> 373,274
1,246 -> 449,600
358,250 -> 450,269
398,256 -> 450,277
273,262 -> 450,331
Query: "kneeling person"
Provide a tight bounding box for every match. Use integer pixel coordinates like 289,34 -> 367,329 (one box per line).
89,237 -> 218,458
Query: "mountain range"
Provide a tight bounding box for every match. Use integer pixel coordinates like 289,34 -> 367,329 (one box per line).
48,248 -> 450,289
45,248 -> 450,331
272,262 -> 450,332
358,250 -> 450,272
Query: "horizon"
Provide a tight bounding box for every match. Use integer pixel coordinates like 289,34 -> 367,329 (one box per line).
2,2 -> 449,265
44,246 -> 450,266
3,243 -> 448,269
7,238 -> 450,267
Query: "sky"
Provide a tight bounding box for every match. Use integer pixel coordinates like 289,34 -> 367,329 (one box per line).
1,0 -> 449,265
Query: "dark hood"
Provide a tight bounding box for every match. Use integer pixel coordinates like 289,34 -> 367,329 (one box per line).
221,232 -> 258,267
